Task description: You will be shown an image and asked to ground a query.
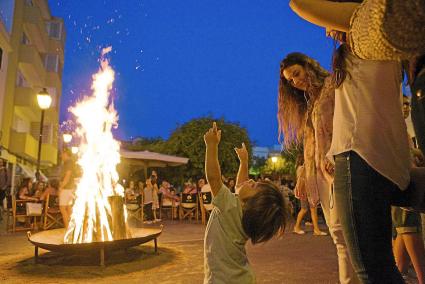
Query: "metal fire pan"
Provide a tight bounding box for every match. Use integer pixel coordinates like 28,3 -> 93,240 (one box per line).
27,227 -> 162,254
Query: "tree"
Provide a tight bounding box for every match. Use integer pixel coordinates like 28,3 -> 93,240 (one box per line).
164,117 -> 252,180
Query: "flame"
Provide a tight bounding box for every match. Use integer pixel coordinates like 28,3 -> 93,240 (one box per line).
64,48 -> 127,244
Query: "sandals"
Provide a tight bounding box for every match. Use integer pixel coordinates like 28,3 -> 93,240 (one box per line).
313,231 -> 328,236
293,229 -> 306,235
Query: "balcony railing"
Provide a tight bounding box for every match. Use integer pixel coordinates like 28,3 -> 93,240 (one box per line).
23,4 -> 48,53
18,44 -> 46,87
9,130 -> 58,165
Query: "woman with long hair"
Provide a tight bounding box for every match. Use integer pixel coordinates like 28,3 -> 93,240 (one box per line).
278,52 -> 356,283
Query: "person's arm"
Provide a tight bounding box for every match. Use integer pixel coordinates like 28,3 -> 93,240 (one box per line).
204,122 -> 223,196
289,0 -> 359,32
235,143 -> 249,187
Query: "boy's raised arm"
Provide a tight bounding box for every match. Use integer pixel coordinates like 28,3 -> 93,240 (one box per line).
204,122 -> 223,196
235,143 -> 249,188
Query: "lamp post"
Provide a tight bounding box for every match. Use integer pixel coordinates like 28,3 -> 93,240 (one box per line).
36,88 -> 52,181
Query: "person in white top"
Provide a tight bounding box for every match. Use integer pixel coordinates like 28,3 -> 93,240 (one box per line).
327,41 -> 409,283
288,1 -> 411,282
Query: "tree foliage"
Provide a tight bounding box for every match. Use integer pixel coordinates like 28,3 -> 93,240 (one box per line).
121,117 -> 252,182
164,117 -> 252,179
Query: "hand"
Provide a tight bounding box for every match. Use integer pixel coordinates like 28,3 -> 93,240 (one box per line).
412,148 -> 425,167
324,159 -> 334,175
234,143 -> 248,162
294,182 -> 307,201
204,122 -> 221,146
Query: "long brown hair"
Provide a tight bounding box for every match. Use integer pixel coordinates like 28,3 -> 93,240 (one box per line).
278,53 -> 329,147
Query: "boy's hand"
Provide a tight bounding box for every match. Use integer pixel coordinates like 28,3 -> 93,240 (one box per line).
235,143 -> 248,162
204,122 -> 221,146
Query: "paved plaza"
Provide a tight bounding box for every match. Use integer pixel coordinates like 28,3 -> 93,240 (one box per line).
0,219 -> 340,284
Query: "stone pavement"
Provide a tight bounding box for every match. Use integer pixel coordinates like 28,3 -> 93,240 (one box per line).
0,219 -> 340,283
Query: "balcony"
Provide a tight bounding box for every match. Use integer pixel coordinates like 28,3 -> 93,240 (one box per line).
48,38 -> 65,63
9,131 -> 37,160
45,70 -> 61,89
23,4 -> 48,53
18,44 -> 46,87
14,87 -> 39,120
9,131 -> 58,166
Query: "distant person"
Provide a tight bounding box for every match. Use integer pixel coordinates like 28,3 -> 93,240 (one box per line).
227,178 -> 236,193
33,181 -> 45,199
39,179 -> 59,207
150,171 -> 160,222
125,180 -> 138,203
159,181 -> 180,204
293,156 -> 327,236
143,178 -> 155,224
203,122 -> 287,283
183,181 -> 197,194
17,178 -> 37,201
197,178 -> 206,192
0,159 -> 8,220
392,95 -> 425,282
59,148 -> 77,229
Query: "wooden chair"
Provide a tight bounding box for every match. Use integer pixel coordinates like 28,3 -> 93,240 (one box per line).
199,191 -> 213,225
179,193 -> 198,222
43,194 -> 63,230
11,196 -> 31,232
5,195 -> 13,232
160,193 -> 178,220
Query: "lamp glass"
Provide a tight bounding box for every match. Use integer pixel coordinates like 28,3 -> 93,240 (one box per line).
63,133 -> 72,143
271,156 -> 278,163
37,91 -> 52,110
71,146 -> 79,154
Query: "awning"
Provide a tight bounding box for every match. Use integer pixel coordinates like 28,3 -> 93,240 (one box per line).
17,164 -> 48,181
118,149 -> 189,179
119,150 -> 189,167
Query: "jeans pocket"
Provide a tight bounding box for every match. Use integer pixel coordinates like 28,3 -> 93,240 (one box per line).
334,153 -> 350,189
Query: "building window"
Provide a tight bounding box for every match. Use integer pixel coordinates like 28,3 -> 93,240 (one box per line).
44,54 -> 59,72
25,0 -> 34,6
21,32 -> 30,45
16,71 -> 30,87
46,22 -> 62,40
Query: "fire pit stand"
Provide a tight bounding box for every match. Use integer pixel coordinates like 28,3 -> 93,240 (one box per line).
27,226 -> 163,266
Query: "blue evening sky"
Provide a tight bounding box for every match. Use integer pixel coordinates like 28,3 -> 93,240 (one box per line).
49,0 -> 335,147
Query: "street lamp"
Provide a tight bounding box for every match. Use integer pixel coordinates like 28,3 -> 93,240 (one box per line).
71,146 -> 79,154
271,156 -> 278,178
63,133 -> 72,144
36,88 -> 52,181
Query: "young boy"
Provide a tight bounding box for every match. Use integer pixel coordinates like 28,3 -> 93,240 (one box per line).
203,122 -> 287,284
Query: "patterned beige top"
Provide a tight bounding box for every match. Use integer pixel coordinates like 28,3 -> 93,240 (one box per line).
302,77 -> 335,206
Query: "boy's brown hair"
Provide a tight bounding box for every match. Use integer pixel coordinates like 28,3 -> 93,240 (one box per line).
241,181 -> 288,244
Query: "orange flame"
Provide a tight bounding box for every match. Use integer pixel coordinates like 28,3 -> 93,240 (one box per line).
64,48 -> 126,244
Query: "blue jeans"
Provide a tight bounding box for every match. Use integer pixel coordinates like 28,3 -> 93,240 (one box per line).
334,151 -> 404,284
